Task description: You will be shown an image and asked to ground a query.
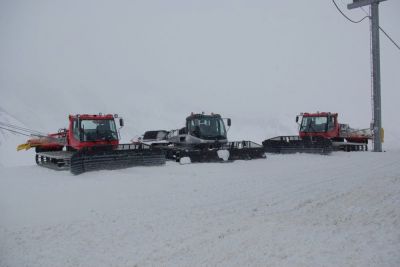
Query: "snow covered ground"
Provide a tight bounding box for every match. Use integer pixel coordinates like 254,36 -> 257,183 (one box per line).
1,151 -> 399,266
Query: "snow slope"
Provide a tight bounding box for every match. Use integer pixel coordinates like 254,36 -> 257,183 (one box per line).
1,151 -> 399,266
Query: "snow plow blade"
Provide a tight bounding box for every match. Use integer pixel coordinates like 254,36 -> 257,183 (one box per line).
17,143 -> 32,151
35,144 -> 166,175
167,141 -> 266,163
262,136 -> 333,154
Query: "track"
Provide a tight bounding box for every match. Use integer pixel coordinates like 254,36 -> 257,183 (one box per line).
332,141 -> 368,151
35,144 -> 166,174
263,136 -> 333,154
35,151 -> 73,171
70,145 -> 166,175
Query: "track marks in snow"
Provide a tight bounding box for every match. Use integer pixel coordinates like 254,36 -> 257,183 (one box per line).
1,151 -> 400,266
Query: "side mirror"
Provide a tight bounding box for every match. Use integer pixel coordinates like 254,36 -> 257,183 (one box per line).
119,118 -> 124,127
296,116 -> 299,123
227,118 -> 231,127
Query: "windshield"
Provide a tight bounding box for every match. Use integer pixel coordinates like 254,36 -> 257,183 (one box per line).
187,117 -> 227,140
74,119 -> 118,141
143,131 -> 168,140
300,116 -> 329,133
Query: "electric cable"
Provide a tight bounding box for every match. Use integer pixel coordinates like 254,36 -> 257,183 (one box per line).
334,0 -> 400,51
0,121 -> 46,136
359,5 -> 400,51
0,126 -> 32,137
379,26 -> 400,51
332,0 -> 370,23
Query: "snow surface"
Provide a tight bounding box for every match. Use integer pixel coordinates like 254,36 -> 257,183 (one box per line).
1,151 -> 399,266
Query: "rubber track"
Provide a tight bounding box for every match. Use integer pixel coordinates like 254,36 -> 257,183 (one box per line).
35,145 -> 166,175
70,149 -> 166,175
263,136 -> 333,155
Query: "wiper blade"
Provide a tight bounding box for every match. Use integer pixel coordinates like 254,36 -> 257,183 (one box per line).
201,135 -> 226,140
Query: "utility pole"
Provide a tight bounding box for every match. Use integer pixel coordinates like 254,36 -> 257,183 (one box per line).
348,0 -> 386,152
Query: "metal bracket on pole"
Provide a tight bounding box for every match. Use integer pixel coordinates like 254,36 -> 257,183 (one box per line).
348,0 -> 387,9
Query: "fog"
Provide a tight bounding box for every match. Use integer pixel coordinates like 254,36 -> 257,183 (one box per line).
1,0 -> 399,145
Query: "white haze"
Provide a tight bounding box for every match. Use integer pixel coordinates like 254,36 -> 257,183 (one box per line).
0,0 -> 399,150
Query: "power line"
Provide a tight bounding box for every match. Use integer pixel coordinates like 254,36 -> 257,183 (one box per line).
0,121 -> 46,136
359,6 -> 400,51
0,126 -> 32,137
332,0 -> 369,23
337,1 -> 400,52
0,124 -> 65,145
379,26 -> 400,51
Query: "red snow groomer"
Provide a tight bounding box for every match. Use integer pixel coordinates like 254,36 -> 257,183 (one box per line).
18,114 -> 165,174
263,112 -> 373,154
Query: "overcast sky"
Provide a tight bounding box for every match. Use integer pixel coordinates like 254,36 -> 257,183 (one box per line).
0,0 -> 399,144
